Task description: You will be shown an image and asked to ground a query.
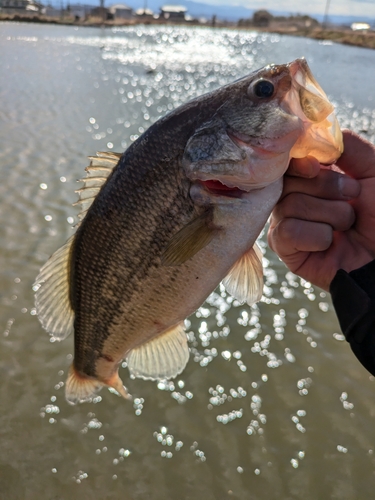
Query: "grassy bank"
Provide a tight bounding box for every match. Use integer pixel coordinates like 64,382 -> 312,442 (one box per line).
266,26 -> 375,50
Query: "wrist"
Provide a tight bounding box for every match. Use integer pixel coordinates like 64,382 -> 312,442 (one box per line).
329,259 -> 375,343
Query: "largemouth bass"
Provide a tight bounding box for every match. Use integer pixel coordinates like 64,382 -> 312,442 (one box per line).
34,58 -> 343,404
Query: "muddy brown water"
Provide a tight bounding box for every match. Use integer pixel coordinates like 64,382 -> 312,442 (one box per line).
1,22 -> 375,500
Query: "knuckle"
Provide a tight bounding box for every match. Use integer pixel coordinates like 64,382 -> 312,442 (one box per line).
281,193 -> 308,219
277,218 -> 301,246
268,219 -> 295,253
335,202 -> 355,230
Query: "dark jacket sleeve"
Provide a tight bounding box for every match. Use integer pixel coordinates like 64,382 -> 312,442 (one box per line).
329,259 -> 375,376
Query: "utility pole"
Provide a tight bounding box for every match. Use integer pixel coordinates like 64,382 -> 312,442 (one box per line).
323,0 -> 331,29
100,0 -> 105,22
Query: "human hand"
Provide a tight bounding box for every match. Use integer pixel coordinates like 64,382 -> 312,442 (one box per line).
268,130 -> 375,291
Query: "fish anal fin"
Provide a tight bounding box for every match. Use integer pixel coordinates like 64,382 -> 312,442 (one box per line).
162,210 -> 219,266
126,322 -> 189,381
65,366 -> 131,404
105,372 -> 132,400
222,242 -> 264,306
33,235 -> 75,341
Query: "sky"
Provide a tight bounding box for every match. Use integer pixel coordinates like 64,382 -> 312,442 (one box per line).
200,0 -> 375,18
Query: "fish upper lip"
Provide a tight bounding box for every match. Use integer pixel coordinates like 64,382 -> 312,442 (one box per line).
227,129 -> 297,158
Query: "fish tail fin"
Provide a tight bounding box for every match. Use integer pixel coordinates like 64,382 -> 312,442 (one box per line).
65,365 -> 132,404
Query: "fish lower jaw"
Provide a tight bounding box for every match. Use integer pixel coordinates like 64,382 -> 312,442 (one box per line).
199,179 -> 248,197
192,177 -> 272,198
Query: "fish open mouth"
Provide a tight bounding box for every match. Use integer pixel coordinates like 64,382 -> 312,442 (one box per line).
200,179 -> 246,198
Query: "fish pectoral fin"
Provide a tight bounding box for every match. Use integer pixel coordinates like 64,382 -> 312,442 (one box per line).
161,210 -> 219,266
222,242 -> 264,306
126,323 -> 189,381
65,366 -> 131,405
33,235 -> 75,341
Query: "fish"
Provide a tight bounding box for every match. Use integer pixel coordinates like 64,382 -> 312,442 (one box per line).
34,58 -> 343,404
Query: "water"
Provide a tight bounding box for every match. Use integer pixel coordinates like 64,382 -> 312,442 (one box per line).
1,22 -> 375,500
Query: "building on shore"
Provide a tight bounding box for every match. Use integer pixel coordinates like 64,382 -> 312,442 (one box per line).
135,7 -> 154,19
238,9 -> 319,30
108,3 -> 132,20
160,4 -> 187,21
90,6 -> 108,18
351,22 -> 370,31
66,3 -> 92,20
0,0 -> 43,13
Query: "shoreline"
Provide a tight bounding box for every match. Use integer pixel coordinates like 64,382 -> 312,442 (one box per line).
2,14 -> 375,50
263,26 -> 375,50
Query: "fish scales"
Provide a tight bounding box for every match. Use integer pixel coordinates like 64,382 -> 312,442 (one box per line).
71,83 -> 244,354
34,58 -> 343,403
70,120 -> 201,374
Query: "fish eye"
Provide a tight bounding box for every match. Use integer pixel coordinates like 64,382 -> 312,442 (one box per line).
253,80 -> 275,98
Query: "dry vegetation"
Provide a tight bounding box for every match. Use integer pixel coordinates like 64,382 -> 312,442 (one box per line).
266,26 -> 375,50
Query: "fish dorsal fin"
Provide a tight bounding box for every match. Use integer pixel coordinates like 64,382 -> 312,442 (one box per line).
162,209 -> 219,266
73,151 -> 121,221
34,153 -> 121,339
126,323 -> 189,380
222,242 -> 264,306
33,235 -> 75,341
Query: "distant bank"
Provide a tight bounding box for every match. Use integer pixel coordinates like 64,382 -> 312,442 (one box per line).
1,14 -> 375,51
263,25 -> 375,50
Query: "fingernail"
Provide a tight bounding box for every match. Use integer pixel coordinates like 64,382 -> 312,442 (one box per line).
339,176 -> 360,198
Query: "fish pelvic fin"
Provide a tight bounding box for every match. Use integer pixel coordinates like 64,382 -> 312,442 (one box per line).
222,242 -> 264,306
161,209 -> 219,266
33,235 -> 75,341
65,365 -> 131,405
126,322 -> 189,381
74,151 -> 121,223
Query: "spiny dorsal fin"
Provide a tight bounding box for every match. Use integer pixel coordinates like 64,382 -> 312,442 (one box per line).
222,242 -> 264,306
161,209 -> 219,266
126,323 -> 189,380
33,235 -> 75,341
74,151 -> 121,222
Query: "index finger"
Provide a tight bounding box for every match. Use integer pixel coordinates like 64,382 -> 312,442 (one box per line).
287,156 -> 321,179
336,130 -> 375,179
281,168 -> 360,201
